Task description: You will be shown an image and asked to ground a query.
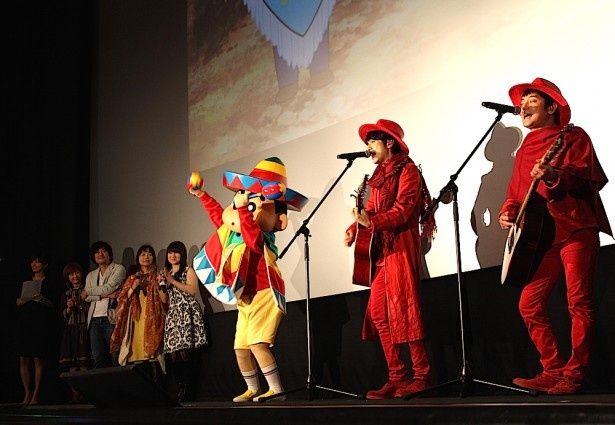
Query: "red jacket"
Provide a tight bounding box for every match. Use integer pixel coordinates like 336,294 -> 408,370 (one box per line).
499,125 -> 611,243
349,160 -> 426,343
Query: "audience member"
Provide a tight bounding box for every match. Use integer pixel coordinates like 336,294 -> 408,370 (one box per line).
161,241 -> 207,401
59,262 -> 90,402
81,241 -> 126,368
15,254 -> 59,405
110,244 -> 168,380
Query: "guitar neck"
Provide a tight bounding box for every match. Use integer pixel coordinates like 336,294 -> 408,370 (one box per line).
513,124 -> 571,227
514,178 -> 540,226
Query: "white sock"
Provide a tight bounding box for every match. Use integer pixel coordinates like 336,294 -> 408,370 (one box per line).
241,369 -> 260,392
261,362 -> 283,393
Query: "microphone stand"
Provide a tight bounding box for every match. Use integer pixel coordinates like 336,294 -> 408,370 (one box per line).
257,158 -> 363,402
405,111 -> 536,399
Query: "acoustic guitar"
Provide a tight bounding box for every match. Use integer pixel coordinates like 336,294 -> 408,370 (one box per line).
351,174 -> 373,287
501,124 -> 572,286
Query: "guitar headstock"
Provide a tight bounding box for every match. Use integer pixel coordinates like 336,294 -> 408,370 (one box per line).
542,124 -> 572,163
351,174 -> 370,213
543,139 -> 563,163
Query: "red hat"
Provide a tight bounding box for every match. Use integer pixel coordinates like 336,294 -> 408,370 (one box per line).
222,157 -> 308,212
358,119 -> 409,154
509,77 -> 571,125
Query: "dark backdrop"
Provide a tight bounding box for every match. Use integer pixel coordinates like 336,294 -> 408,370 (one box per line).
1,1 -> 93,403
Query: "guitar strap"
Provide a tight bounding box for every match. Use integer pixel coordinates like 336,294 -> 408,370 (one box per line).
417,165 -> 436,241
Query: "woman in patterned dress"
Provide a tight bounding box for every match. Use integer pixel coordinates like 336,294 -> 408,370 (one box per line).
160,241 -> 207,401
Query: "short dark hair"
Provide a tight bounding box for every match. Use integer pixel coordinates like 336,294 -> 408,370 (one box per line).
89,240 -> 114,263
522,89 -> 560,125
366,130 -> 401,153
366,130 -> 393,142
135,244 -> 156,267
27,253 -> 48,267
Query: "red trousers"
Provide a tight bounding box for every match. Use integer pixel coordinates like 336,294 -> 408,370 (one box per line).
368,266 -> 430,382
519,228 -> 599,380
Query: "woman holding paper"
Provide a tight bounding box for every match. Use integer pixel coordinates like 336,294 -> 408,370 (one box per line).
16,254 -> 59,405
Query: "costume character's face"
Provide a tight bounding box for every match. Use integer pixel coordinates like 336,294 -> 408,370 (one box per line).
520,91 -> 557,129
222,190 -> 288,234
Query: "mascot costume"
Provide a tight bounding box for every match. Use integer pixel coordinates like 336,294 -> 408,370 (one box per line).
189,157 -> 307,402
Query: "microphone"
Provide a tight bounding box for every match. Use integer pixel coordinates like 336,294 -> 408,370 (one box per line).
481,102 -> 520,115
337,150 -> 371,160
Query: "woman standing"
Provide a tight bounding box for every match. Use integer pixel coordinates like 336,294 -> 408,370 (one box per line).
110,245 -> 168,377
161,241 -> 207,401
59,262 -> 90,402
16,254 -> 59,405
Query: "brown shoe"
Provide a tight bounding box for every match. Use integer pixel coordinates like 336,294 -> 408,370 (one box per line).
512,372 -> 561,392
395,378 -> 430,397
546,377 -> 581,395
366,381 -> 403,400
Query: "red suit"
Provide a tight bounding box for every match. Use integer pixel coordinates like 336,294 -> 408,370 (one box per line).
348,154 -> 431,384
499,125 -> 611,381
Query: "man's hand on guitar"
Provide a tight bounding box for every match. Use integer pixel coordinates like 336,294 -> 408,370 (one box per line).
530,160 -> 558,184
353,208 -> 371,229
498,213 -> 515,230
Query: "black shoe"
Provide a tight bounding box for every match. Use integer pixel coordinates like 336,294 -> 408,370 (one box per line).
177,383 -> 187,402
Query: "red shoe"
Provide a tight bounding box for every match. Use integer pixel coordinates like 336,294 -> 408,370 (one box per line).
512,372 -> 561,392
395,378 -> 430,397
546,377 -> 581,395
365,381 -> 403,400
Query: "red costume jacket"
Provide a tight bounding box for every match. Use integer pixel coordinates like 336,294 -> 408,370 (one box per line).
499,125 -> 611,242
354,159 -> 426,343
196,193 -> 286,311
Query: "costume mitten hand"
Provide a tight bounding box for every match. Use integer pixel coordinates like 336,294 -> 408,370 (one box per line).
233,190 -> 250,209
187,171 -> 205,197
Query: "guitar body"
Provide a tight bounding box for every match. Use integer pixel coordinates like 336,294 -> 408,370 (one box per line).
501,203 -> 544,287
500,125 -> 570,287
352,224 -> 373,287
501,124 -> 574,287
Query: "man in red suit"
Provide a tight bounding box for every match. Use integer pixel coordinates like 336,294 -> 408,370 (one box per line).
345,119 -> 435,399
499,78 -> 612,394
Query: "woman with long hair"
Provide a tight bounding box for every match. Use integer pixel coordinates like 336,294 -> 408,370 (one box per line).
161,241 -> 207,401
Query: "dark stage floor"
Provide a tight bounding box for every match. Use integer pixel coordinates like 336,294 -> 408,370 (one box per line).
3,394 -> 615,425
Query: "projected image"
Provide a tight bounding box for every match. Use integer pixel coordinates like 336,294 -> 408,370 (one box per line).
187,0 -> 431,170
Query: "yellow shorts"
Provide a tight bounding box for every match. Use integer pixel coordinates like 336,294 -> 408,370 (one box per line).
234,289 -> 284,349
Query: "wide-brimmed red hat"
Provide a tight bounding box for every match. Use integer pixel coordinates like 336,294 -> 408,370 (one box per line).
509,77 -> 571,125
358,119 -> 409,154
222,157 -> 308,212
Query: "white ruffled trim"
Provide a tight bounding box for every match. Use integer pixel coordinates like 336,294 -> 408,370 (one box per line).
243,0 -> 335,69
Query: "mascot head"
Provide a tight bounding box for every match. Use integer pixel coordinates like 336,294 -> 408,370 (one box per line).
221,157 -> 307,233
